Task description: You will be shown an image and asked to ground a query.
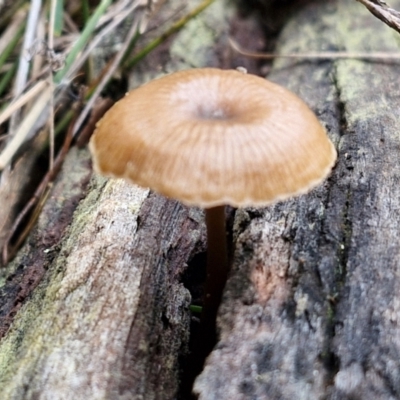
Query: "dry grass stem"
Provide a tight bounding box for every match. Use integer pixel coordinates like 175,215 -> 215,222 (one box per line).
47,79 -> 55,171
48,0 -> 57,51
124,0 -> 216,69
0,80 -> 49,126
47,0 -> 58,171
7,0 -> 42,138
0,86 -> 53,170
29,13 -> 46,83
64,0 -> 146,87
229,38 -> 400,61
2,110 -> 76,264
0,0 -> 215,263
0,8 -> 27,55
73,3 -> 148,136
98,0 -> 145,27
13,0 -> 43,97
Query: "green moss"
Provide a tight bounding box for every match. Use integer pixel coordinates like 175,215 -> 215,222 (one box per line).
169,0 -> 233,69
0,165 -> 109,391
335,1 -> 400,123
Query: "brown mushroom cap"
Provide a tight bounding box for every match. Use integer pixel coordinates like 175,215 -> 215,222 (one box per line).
89,68 -> 336,207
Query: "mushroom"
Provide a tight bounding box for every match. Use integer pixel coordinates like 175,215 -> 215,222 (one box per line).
89,67 -> 336,353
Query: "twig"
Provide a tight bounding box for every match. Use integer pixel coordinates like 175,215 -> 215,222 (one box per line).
229,37 -> 400,61
75,97 -> 114,147
355,0 -> 400,33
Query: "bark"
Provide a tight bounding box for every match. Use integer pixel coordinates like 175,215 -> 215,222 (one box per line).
194,1 -> 400,399
0,1 -> 229,399
0,146 -> 204,399
1,0 -> 398,399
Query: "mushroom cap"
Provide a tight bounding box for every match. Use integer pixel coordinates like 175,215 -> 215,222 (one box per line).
89,68 -> 336,208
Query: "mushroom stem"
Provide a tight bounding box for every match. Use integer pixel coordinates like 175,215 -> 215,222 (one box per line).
201,205 -> 230,346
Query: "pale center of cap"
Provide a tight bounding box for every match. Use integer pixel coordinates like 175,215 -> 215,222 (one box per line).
196,104 -> 232,121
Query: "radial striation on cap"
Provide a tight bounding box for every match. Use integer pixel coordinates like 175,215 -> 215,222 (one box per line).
89,68 -> 336,208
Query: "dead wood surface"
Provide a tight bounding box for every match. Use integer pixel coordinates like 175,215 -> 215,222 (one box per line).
1,0 -> 399,399
0,146 -> 204,399
0,1 -> 229,399
194,1 -> 400,399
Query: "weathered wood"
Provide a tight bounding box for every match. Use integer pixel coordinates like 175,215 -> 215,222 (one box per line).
194,1 -> 400,399
3,0 -> 398,398
0,147 -> 205,399
0,0 -> 232,398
